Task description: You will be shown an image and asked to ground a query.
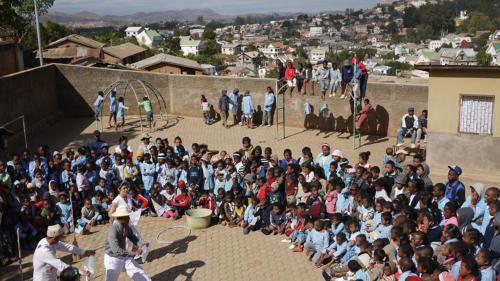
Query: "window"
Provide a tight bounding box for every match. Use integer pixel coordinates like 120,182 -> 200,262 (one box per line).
459,95 -> 495,134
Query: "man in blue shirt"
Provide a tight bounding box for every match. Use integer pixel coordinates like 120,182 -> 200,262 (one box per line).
445,165 -> 465,206
88,130 -> 106,155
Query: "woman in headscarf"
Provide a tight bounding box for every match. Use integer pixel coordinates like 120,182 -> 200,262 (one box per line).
462,183 -> 487,230
457,207 -> 475,235
416,163 -> 433,193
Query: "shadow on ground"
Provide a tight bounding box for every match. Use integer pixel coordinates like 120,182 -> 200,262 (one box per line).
148,235 -> 197,261
151,260 -> 205,281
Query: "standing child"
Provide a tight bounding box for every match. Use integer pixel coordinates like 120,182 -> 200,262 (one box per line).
94,91 -> 104,121
116,96 -> 129,130
108,89 -> 117,128
241,90 -> 255,128
201,95 -> 210,125
138,96 -> 155,132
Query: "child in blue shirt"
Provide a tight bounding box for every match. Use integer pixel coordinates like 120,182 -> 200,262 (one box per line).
475,248 -> 496,281
94,91 -> 104,120
268,182 -> 284,206
99,162 -> 115,191
304,219 -> 330,266
242,198 -> 260,234
116,96 -> 129,130
330,213 -> 345,241
61,160 -> 75,188
376,212 -> 393,240
325,232 -> 348,263
56,193 -> 73,233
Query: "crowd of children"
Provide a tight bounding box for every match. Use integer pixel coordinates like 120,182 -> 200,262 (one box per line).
0,131 -> 500,281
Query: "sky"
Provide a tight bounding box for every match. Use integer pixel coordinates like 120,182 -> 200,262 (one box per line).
50,0 -> 384,16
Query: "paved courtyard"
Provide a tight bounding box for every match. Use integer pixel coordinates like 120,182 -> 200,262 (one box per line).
4,114 -> 495,281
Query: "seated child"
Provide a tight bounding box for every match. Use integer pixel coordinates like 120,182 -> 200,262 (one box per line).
306,186 -> 325,219
304,219 -> 329,266
214,189 -> 226,222
56,192 -> 73,234
15,216 -> 37,250
475,248 -> 496,281
250,198 -> 272,232
295,179 -> 310,204
76,198 -> 102,234
458,256 -> 480,281
221,193 -> 235,226
268,182 -> 284,206
264,203 -> 287,235
149,186 -> 170,217
325,182 -> 338,219
375,212 -> 393,240
322,232 -> 348,269
242,198 -> 260,234
197,191 -> 214,211
172,188 -> 190,220
229,198 -> 246,227
330,213 -> 345,238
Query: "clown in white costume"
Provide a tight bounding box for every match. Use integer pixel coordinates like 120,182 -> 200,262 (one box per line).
33,224 -> 95,281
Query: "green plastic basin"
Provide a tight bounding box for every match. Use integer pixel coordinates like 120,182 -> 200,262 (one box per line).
185,208 -> 212,229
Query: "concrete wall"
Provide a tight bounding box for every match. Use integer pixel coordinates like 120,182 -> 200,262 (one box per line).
428,69 -> 500,136
427,132 -> 500,175
0,65 -> 63,151
55,64 -> 428,137
427,68 -> 500,175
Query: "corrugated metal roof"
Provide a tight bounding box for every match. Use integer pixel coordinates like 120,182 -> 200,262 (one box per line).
35,47 -> 101,59
130,53 -> 202,70
145,30 -> 161,40
103,43 -> 146,59
47,34 -> 105,49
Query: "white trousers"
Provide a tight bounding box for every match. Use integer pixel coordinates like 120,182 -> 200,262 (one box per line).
104,254 -> 151,281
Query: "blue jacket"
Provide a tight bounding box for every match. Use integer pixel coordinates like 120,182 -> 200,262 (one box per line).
445,180 -> 465,205
218,94 -> 231,111
306,229 -> 329,254
264,93 -> 274,112
187,165 -> 203,187
242,96 -> 254,114
342,65 -> 354,82
327,240 -> 348,258
315,153 -> 333,179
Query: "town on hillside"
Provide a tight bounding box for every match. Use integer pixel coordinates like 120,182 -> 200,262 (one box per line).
2,0 -> 500,78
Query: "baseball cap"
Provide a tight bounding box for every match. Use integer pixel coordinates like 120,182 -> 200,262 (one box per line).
448,165 -> 462,176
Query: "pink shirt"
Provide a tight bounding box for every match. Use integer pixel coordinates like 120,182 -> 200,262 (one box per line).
444,216 -> 458,227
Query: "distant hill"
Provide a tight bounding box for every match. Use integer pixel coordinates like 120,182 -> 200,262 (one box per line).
41,8 -> 234,27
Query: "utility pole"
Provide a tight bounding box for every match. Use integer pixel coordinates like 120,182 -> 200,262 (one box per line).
33,0 -> 44,66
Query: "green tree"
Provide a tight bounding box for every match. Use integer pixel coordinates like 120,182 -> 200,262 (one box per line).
163,35 -> 181,55
202,28 -> 216,40
234,16 -> 245,25
472,33 -> 490,51
460,12 -> 495,33
201,40 -> 218,56
205,20 -> 225,30
476,49 -> 492,66
385,22 -> 398,34
1,0 -> 55,43
295,46 -> 308,59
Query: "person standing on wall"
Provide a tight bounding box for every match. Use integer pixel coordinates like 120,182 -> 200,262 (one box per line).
316,60 -> 330,100
340,60 -> 354,99
357,55 -> 369,100
329,62 -> 341,98
285,60 -> 297,97
262,87 -> 275,127
296,63 -> 305,95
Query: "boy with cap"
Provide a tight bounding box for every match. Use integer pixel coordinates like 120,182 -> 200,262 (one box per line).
33,224 -> 95,281
397,107 -> 419,148
138,134 -> 154,153
104,206 -> 150,281
445,165 -> 465,206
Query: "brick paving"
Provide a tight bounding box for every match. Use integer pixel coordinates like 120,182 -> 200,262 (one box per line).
3,114 -> 490,280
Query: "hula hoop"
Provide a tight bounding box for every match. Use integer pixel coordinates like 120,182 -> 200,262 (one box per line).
155,225 -> 191,244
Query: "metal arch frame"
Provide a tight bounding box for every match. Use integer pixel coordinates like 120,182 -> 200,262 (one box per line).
97,79 -> 168,133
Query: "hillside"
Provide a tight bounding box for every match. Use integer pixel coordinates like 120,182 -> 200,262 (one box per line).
40,8 -> 233,27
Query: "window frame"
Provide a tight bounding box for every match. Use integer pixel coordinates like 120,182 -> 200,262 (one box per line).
457,94 -> 495,136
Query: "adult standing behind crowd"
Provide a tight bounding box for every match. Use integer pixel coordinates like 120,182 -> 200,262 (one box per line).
396,107 -> 419,148
33,224 -> 95,281
218,89 -> 235,129
445,165 -> 465,206
229,88 -> 240,126
262,87 -> 275,127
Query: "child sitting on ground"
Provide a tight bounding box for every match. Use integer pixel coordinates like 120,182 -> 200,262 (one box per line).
76,198 -> 102,235
264,203 -> 287,235
242,198 -> 260,234
222,193 -> 235,226
229,198 -> 246,227
475,248 -> 496,281
321,232 -> 348,270
304,219 -> 330,267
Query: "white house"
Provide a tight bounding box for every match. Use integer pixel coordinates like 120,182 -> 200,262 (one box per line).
180,40 -> 202,56
221,44 -> 241,55
189,29 -> 205,39
310,48 -> 326,64
135,30 -> 162,49
125,26 -> 143,38
486,42 -> 500,66
429,40 -> 443,51
200,64 -> 217,75
308,27 -> 323,37
259,42 -> 284,59
489,30 -> 500,41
